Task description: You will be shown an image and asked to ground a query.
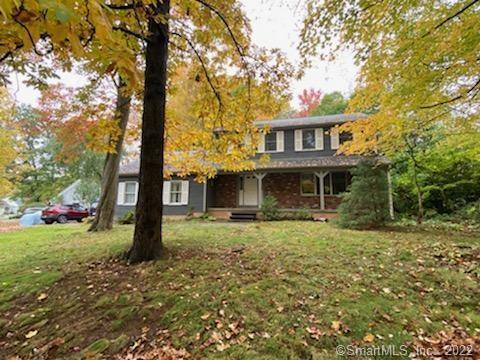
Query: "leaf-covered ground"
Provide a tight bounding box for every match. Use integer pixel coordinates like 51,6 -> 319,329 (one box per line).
0,221 -> 479,359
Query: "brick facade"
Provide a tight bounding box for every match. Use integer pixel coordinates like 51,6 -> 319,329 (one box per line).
263,173 -> 322,209
211,174 -> 237,208
210,172 -> 343,210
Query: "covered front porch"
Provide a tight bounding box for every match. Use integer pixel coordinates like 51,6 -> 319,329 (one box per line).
206,169 -> 352,219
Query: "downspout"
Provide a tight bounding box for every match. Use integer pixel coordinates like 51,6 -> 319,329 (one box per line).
202,179 -> 207,213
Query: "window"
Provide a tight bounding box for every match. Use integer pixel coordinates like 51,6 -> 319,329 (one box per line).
301,173 -> 317,195
323,171 -> 351,195
302,129 -> 316,150
169,181 -> 182,204
265,132 -> 277,152
124,182 -> 137,204
339,132 -> 352,145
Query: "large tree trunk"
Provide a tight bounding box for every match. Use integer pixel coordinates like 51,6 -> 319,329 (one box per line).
126,0 -> 170,263
89,79 -> 132,232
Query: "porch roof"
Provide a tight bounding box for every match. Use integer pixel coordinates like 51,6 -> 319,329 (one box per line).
119,155 -> 389,175
250,155 -> 390,171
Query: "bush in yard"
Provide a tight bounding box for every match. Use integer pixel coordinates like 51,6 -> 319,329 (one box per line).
280,208 -> 313,220
118,210 -> 135,225
337,159 -> 391,229
261,195 -> 280,220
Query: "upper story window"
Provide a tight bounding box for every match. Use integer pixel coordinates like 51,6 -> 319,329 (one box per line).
258,131 -> 284,153
302,129 -> 316,150
265,132 -> 277,152
295,128 -> 324,151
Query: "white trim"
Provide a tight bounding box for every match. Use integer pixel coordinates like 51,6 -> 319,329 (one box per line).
117,182 -> 125,205
202,181 -> 207,212
181,180 -> 189,205
163,181 -> 171,205
331,128 -> 340,150
294,129 -> 302,151
258,133 -> 265,153
276,131 -> 284,152
315,128 -> 324,150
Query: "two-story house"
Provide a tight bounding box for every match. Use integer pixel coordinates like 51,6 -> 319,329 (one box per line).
116,113 -> 389,220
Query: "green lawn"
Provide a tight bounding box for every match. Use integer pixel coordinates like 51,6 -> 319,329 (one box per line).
0,221 -> 479,359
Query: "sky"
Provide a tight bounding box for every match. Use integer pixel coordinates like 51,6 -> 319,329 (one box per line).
8,0 -> 358,108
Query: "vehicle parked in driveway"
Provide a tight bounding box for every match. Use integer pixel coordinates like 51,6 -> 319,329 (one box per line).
23,207 -> 45,215
41,204 -> 89,224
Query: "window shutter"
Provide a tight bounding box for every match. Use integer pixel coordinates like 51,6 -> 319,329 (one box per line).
276,131 -> 284,152
331,128 -> 340,150
258,133 -> 265,153
181,180 -> 189,205
117,182 -> 125,205
163,181 -> 170,205
315,128 -> 324,150
294,129 -> 302,151
134,182 -> 139,204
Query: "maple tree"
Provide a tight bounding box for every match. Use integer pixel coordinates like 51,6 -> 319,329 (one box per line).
299,0 -> 480,155
296,88 -> 321,117
0,87 -> 16,196
0,0 -> 291,262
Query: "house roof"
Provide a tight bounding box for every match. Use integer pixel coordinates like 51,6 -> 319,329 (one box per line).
255,113 -> 366,129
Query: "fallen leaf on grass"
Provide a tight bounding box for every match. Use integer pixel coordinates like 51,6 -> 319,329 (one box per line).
363,333 -> 375,343
216,342 -> 230,352
201,313 -> 211,320
37,293 -> 48,301
331,321 -> 341,332
25,330 -> 38,339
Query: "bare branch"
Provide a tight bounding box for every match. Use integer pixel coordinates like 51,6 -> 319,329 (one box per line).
422,0 -> 480,38
420,77 -> 480,109
192,0 -> 252,115
105,2 -> 142,10
171,31 -> 223,113
113,25 -> 149,42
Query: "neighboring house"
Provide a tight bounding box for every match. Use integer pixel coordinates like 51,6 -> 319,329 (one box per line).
58,180 -> 81,205
116,114 -> 390,219
0,199 -> 20,216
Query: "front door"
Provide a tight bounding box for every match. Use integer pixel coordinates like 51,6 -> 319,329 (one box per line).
239,175 -> 258,206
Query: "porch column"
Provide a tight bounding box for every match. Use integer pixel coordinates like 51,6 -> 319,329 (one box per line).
254,172 -> 266,206
387,168 -> 394,220
314,171 -> 329,210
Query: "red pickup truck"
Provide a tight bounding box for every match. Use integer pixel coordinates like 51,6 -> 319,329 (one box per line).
41,204 -> 89,224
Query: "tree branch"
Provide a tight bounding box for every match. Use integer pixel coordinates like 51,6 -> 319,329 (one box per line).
105,2 -> 142,10
171,31 -> 223,113
420,77 -> 480,109
422,0 -> 480,38
113,25 -> 149,42
192,0 -> 252,112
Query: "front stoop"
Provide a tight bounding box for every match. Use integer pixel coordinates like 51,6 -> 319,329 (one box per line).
229,210 -> 257,222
